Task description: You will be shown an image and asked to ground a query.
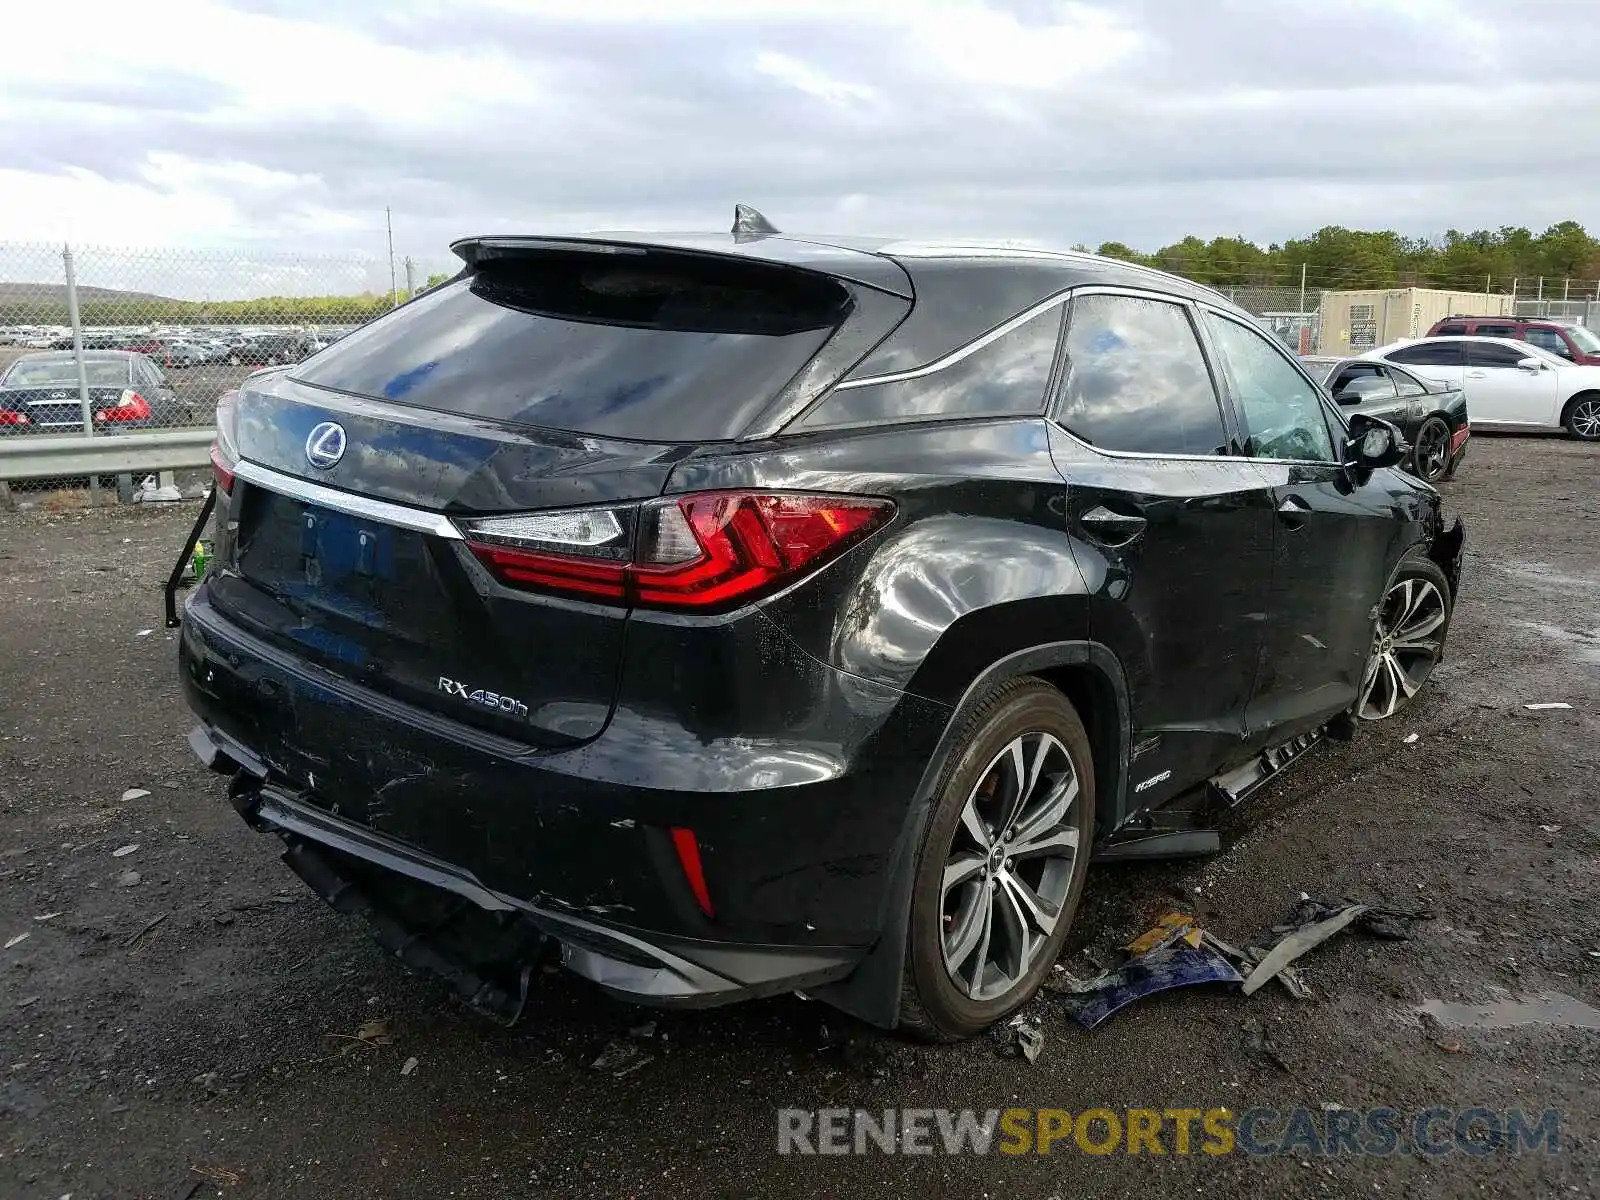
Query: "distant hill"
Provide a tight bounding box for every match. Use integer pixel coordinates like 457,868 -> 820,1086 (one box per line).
0,281 -> 178,307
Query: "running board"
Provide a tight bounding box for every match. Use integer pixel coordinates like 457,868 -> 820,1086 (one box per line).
1093,829 -> 1221,862
1208,728 -> 1324,808
1093,726 -> 1329,862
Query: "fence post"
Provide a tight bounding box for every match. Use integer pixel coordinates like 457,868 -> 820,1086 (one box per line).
62,243 -> 100,506
1298,263 -> 1307,316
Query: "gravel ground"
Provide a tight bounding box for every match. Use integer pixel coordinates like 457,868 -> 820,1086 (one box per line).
1,435 -> 1597,1199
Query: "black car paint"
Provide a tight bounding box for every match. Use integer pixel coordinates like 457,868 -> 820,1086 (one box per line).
179,236 -> 1465,1029
1305,356 -> 1470,478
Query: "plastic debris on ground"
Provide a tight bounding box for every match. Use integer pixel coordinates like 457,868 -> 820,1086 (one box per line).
590,1039 -> 653,1077
994,1012 -> 1046,1062
1523,702 -> 1572,711
1060,943 -> 1244,1030
1124,911 -> 1203,954
1054,897 -> 1429,1031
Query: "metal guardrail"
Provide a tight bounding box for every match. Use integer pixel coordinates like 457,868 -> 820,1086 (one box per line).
0,428 -> 213,481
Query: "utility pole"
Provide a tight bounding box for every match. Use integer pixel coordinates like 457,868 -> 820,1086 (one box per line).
386,207 -> 398,308
63,244 -> 99,507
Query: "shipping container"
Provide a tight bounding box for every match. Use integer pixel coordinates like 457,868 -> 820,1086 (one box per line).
1317,288 -> 1513,354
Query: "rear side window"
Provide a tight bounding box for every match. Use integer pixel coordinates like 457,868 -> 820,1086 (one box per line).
1473,323 -> 1517,338
1387,342 -> 1465,367
798,304 -> 1062,429
1434,323 -> 1467,336
1056,295 -> 1228,456
292,249 -> 853,442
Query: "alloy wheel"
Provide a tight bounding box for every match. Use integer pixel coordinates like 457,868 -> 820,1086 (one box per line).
941,732 -> 1080,1001
1569,397 -> 1600,441
1358,576 -> 1447,720
1413,421 -> 1450,481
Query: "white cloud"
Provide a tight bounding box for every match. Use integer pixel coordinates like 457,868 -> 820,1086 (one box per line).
0,0 -> 1595,296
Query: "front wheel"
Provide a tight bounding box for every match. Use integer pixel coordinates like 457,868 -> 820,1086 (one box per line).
899,678 -> 1094,1041
1410,417 -> 1451,482
1357,558 -> 1453,721
1563,393 -> 1600,441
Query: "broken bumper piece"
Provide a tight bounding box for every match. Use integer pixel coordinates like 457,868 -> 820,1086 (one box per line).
192,724 -> 863,1017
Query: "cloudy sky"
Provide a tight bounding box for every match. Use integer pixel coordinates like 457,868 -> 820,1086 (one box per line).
4,0 -> 1598,281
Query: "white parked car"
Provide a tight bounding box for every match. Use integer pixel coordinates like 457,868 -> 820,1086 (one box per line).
1360,336 -> 1600,440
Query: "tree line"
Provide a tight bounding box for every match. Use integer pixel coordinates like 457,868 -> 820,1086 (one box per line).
1089,220 -> 1600,294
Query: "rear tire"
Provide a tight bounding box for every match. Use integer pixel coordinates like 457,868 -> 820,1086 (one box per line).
898,678 -> 1094,1042
1409,417 -> 1451,482
1562,392 -> 1600,441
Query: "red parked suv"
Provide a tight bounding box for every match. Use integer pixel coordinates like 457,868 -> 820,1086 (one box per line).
1425,315 -> 1600,365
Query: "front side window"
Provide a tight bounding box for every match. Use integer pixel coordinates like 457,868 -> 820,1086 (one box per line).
1466,341 -> 1534,368
1054,294 -> 1228,456
1523,327 -> 1573,358
1203,312 -> 1336,462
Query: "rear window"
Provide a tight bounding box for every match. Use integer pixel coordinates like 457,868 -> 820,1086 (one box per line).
292,249 -> 852,441
3,357 -> 130,387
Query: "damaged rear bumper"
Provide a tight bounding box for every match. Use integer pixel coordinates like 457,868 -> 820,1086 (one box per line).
195,724 -> 864,1015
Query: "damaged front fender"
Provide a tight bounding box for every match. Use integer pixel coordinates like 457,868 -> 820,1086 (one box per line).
1428,515 -> 1466,602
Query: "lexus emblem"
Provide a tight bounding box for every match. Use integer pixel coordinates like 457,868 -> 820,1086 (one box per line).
304,422 -> 347,469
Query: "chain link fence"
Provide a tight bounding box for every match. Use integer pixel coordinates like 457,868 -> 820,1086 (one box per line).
0,240 -> 456,505
2,238 -> 1597,507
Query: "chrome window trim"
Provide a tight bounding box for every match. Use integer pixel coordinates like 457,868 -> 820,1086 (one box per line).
232,459 -> 463,540
832,291 -> 1073,389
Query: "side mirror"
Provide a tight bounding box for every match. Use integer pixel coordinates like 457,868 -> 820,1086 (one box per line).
1517,357 -> 1544,373
1333,388 -> 1364,406
1345,413 -> 1406,470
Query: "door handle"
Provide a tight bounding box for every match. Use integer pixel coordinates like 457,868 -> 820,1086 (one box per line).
1466,370 -> 1487,379
1277,494 -> 1311,530
1078,505 -> 1147,546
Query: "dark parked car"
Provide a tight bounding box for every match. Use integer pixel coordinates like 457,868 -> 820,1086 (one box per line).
1425,315 -> 1600,365
226,335 -> 303,366
0,351 -> 183,433
179,218 -> 1465,1040
1300,355 -> 1469,482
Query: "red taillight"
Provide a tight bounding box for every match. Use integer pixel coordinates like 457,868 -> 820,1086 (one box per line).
669,827 -> 715,918
462,491 -> 893,612
0,410 -> 28,426
93,390 -> 151,423
209,442 -> 236,494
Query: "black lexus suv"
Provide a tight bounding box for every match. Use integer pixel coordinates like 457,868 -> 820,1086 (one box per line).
179,214 -> 1465,1040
